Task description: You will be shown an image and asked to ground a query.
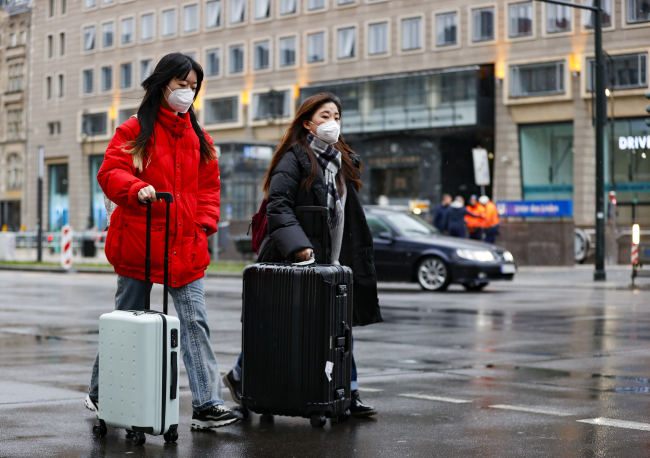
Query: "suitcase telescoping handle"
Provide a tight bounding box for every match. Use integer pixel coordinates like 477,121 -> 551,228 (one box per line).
294,206 -> 329,264
145,192 -> 174,314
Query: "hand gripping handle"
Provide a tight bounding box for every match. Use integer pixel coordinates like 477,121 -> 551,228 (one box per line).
145,192 -> 174,314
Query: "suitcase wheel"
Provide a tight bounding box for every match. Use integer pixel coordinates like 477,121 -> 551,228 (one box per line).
260,413 -> 274,423
333,410 -> 351,424
234,405 -> 249,420
92,420 -> 107,438
310,414 -> 326,428
163,430 -> 179,443
131,432 -> 146,446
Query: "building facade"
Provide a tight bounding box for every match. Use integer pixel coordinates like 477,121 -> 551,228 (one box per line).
0,0 -> 30,231
23,0 -> 650,233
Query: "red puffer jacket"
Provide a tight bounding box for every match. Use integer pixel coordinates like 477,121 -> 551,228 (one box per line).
97,107 -> 220,287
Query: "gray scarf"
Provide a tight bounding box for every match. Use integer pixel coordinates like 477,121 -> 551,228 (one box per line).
308,134 -> 343,229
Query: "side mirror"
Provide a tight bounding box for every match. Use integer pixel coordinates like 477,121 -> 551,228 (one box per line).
378,231 -> 394,241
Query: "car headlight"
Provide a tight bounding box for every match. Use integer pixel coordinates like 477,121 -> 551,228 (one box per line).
503,251 -> 514,262
456,249 -> 496,262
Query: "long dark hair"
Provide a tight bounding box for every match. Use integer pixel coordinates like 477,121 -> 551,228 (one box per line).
124,53 -> 216,171
262,93 -> 362,194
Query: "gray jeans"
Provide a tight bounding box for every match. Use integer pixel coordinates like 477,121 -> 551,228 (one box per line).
88,275 -> 223,411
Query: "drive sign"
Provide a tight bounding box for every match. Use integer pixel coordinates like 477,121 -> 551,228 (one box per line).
472,147 -> 490,186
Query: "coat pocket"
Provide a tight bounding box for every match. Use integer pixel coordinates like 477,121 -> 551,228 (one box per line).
191,224 -> 210,271
120,216 -> 166,271
104,227 -> 122,267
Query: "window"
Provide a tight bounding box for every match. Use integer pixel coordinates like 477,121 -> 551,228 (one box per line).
103,0 -> 114,4
49,164 -> 69,231
102,22 -> 114,48
509,2 -> 532,37
101,66 -> 112,91
627,0 -> 650,23
587,53 -> 648,91
308,0 -> 325,10
49,0 -> 55,17
81,112 -> 108,136
122,18 -> 134,44
206,0 -> 222,28
120,63 -> 132,88
90,155 -> 107,229
85,0 -> 96,7
6,154 -> 22,190
254,40 -> 270,70
58,74 -> 65,97
205,96 -> 238,124
472,7 -> 495,42
140,59 -> 153,82
338,0 -> 354,4
255,0 -> 270,19
184,4 -> 198,32
8,64 -> 24,92
510,61 -> 565,97
9,33 -> 16,47
82,69 -> 94,93
48,122 -> 61,136
281,0 -> 296,15
20,31 -> 26,45
162,9 -> 176,36
307,32 -> 325,63
185,51 -> 197,61
141,14 -> 154,40
118,108 -> 137,125
337,27 -> 355,59
368,22 -> 387,55
61,0 -> 66,14
546,4 -> 571,33
230,45 -> 244,73
279,36 -> 296,66
59,32 -> 65,56
402,17 -> 422,51
47,35 -> 53,58
230,0 -> 246,23
83,25 -> 95,51
46,76 -> 53,100
519,122 -> 574,200
206,48 -> 221,76
585,0 -> 611,28
436,12 -> 457,46
252,90 -> 290,120
7,110 -> 23,141
365,215 -> 392,239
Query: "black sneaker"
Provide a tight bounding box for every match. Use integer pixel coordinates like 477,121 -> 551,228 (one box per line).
350,390 -> 377,417
190,405 -> 242,430
85,394 -> 99,418
222,369 -> 242,404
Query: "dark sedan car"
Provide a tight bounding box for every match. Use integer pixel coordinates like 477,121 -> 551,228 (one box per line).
364,207 -> 516,291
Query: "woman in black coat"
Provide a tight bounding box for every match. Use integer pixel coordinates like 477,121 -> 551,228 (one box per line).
223,93 -> 382,417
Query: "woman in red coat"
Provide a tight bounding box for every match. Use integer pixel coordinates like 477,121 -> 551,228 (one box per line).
85,53 -> 241,430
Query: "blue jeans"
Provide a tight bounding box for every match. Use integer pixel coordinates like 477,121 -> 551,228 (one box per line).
233,335 -> 359,391
89,275 -> 223,411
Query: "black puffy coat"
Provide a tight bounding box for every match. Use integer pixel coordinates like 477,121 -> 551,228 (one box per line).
258,144 -> 383,327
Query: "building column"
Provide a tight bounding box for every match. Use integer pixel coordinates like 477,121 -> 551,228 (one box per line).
572,73 -> 595,227
493,79 -> 522,202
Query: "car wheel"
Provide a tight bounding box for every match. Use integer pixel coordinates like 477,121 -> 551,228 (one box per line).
463,282 -> 489,292
416,256 -> 451,291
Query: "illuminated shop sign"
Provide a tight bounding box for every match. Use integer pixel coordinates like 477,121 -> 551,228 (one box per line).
619,136 -> 650,150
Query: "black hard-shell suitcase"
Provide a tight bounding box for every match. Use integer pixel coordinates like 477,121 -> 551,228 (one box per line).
241,206 -> 354,428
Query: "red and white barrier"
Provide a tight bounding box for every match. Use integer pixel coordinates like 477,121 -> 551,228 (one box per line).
631,243 -> 639,265
61,224 -> 73,269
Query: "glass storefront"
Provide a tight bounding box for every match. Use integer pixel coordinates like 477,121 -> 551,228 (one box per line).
519,122 -> 574,201
49,163 -> 69,231
90,155 -> 107,229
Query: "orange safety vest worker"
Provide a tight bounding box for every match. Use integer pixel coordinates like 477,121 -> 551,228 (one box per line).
483,201 -> 501,229
464,203 -> 485,233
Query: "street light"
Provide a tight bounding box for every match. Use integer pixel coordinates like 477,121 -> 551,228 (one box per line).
536,0 -> 606,281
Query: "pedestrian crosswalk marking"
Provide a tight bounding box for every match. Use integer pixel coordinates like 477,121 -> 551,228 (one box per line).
577,418 -> 650,431
489,404 -> 573,417
399,393 -> 472,404
359,388 -> 384,392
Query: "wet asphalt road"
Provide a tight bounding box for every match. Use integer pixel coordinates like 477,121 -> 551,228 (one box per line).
2,267 -> 650,457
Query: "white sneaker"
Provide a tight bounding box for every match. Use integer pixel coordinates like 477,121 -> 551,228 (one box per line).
85,394 -> 99,418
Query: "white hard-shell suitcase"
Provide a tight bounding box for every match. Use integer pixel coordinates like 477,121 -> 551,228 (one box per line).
93,192 -> 180,446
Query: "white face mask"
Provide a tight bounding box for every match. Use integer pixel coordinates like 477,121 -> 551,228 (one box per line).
165,85 -> 195,113
310,120 -> 340,145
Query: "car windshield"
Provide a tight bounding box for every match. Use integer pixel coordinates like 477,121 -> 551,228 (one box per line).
384,213 -> 440,236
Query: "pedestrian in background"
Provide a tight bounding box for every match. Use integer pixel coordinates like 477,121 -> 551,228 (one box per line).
87,53 -> 241,431
223,93 -> 382,417
480,195 -> 501,244
465,195 -> 486,241
446,196 -> 483,238
433,193 -> 452,233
